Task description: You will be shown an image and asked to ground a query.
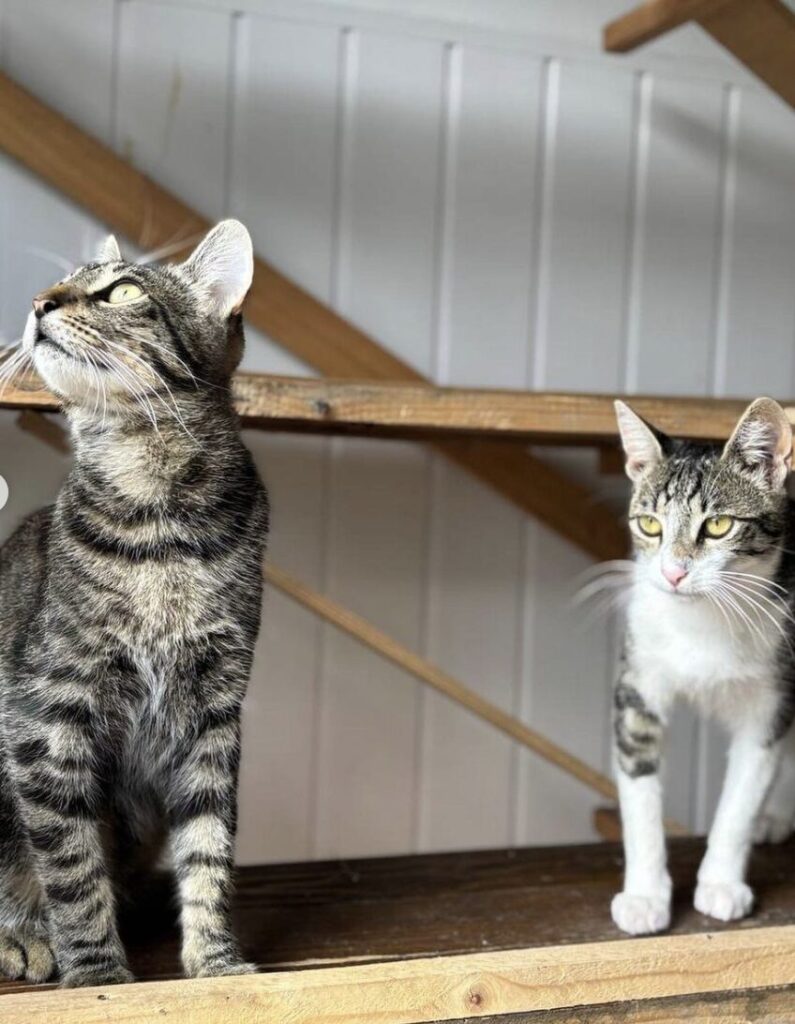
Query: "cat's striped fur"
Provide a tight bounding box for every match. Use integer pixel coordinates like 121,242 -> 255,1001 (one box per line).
0,222 -> 268,986
611,398 -> 795,936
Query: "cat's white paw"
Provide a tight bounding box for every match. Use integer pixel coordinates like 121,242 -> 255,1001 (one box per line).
754,812 -> 794,845
611,891 -> 671,935
694,880 -> 754,922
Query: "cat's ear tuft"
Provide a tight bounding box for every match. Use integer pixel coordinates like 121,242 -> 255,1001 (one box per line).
182,220 -> 254,317
723,397 -> 792,489
614,400 -> 666,482
97,234 -> 121,263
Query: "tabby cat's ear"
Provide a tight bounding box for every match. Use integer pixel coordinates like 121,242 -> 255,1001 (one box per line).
97,235 -> 121,263
614,400 -> 667,482
723,397 -> 792,489
182,220 -> 254,318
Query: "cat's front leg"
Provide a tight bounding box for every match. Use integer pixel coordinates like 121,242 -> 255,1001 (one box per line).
168,694 -> 255,979
695,728 -> 781,922
611,677 -> 671,936
9,686 -> 132,987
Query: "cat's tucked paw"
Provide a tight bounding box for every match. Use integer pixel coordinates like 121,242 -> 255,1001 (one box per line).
694,880 -> 753,922
754,812 -> 794,845
61,964 -> 135,988
611,891 -> 671,935
0,929 -> 55,983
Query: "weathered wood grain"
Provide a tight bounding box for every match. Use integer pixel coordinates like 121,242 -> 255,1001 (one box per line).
604,0 -> 730,52
0,372 -> 768,445
1,924 -> 794,1023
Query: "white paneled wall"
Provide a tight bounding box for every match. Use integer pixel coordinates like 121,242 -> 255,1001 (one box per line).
1,0 -> 795,862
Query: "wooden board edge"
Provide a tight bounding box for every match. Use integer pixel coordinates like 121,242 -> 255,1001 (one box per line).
3,925 -> 795,1023
604,0 -> 730,52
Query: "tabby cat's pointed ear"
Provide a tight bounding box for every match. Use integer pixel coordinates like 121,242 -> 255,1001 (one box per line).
723,397 -> 792,489
614,400 -> 667,482
97,235 -> 121,263
182,220 -> 254,318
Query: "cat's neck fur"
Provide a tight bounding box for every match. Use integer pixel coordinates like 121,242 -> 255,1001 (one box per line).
66,394 -> 237,505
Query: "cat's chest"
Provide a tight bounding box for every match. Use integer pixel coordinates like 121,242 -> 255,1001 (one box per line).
110,559 -> 221,648
628,589 -> 781,690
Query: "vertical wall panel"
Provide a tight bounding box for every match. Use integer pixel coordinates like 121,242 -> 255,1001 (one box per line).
542,62 -> 635,392
335,31 -> 444,375
116,1 -> 232,222
230,15 -> 342,858
0,0 -> 113,339
314,31 -> 445,857
418,44 -> 538,851
231,15 -> 342,376
718,89 -> 795,399
629,76 -> 724,396
441,46 -> 541,389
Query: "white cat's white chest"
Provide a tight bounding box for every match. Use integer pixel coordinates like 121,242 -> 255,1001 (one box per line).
627,585 -> 782,704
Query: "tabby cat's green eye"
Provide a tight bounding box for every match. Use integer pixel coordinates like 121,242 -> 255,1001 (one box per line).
106,282 -> 144,305
638,515 -> 662,537
704,515 -> 733,539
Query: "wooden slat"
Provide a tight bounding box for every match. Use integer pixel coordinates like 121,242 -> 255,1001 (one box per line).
265,561 -> 689,836
469,987 -> 795,1023
699,0 -> 795,112
604,0 -> 730,52
593,806 -> 623,842
265,564 -> 619,804
0,372 -> 767,444
0,70 -> 622,563
606,0 -> 795,118
2,925 -> 795,1023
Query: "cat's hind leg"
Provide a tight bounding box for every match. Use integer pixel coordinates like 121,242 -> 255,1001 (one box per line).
0,752 -> 54,983
696,727 -> 781,922
755,719 -> 795,844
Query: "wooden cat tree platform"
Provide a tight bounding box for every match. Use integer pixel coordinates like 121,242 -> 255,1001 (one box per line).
2,0 -> 795,1017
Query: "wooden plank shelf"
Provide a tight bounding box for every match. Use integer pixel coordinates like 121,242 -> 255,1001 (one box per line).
0,371 -> 776,445
1,840 -> 794,1021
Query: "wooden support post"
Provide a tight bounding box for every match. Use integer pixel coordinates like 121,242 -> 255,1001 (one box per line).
0,70 -> 625,562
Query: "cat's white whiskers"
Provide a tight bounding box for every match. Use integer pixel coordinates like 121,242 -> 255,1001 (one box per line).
22,245 -> 76,276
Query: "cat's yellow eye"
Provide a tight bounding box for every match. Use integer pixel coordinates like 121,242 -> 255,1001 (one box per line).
705,515 -> 733,538
638,515 -> 662,537
107,282 -> 144,305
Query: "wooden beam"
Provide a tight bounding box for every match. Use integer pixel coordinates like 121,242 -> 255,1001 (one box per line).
513,987 -> 795,1023
606,0 -> 795,117
2,925 -> 795,1023
1,372 -> 764,445
0,70 -> 621,562
699,0 -> 795,112
15,410 -> 70,454
604,0 -> 729,52
594,806 -> 623,842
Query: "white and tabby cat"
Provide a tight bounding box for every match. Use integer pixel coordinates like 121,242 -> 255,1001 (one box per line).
612,397 -> 795,935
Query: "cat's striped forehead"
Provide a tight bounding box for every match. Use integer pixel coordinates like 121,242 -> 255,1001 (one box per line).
631,443 -> 773,517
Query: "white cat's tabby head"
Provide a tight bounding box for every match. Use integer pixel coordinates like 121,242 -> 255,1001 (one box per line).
615,398 -> 792,599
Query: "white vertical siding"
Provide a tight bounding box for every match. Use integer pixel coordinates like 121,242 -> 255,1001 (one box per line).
0,0 -> 793,862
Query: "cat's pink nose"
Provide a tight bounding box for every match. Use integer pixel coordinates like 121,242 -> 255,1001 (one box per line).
662,565 -> 688,588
